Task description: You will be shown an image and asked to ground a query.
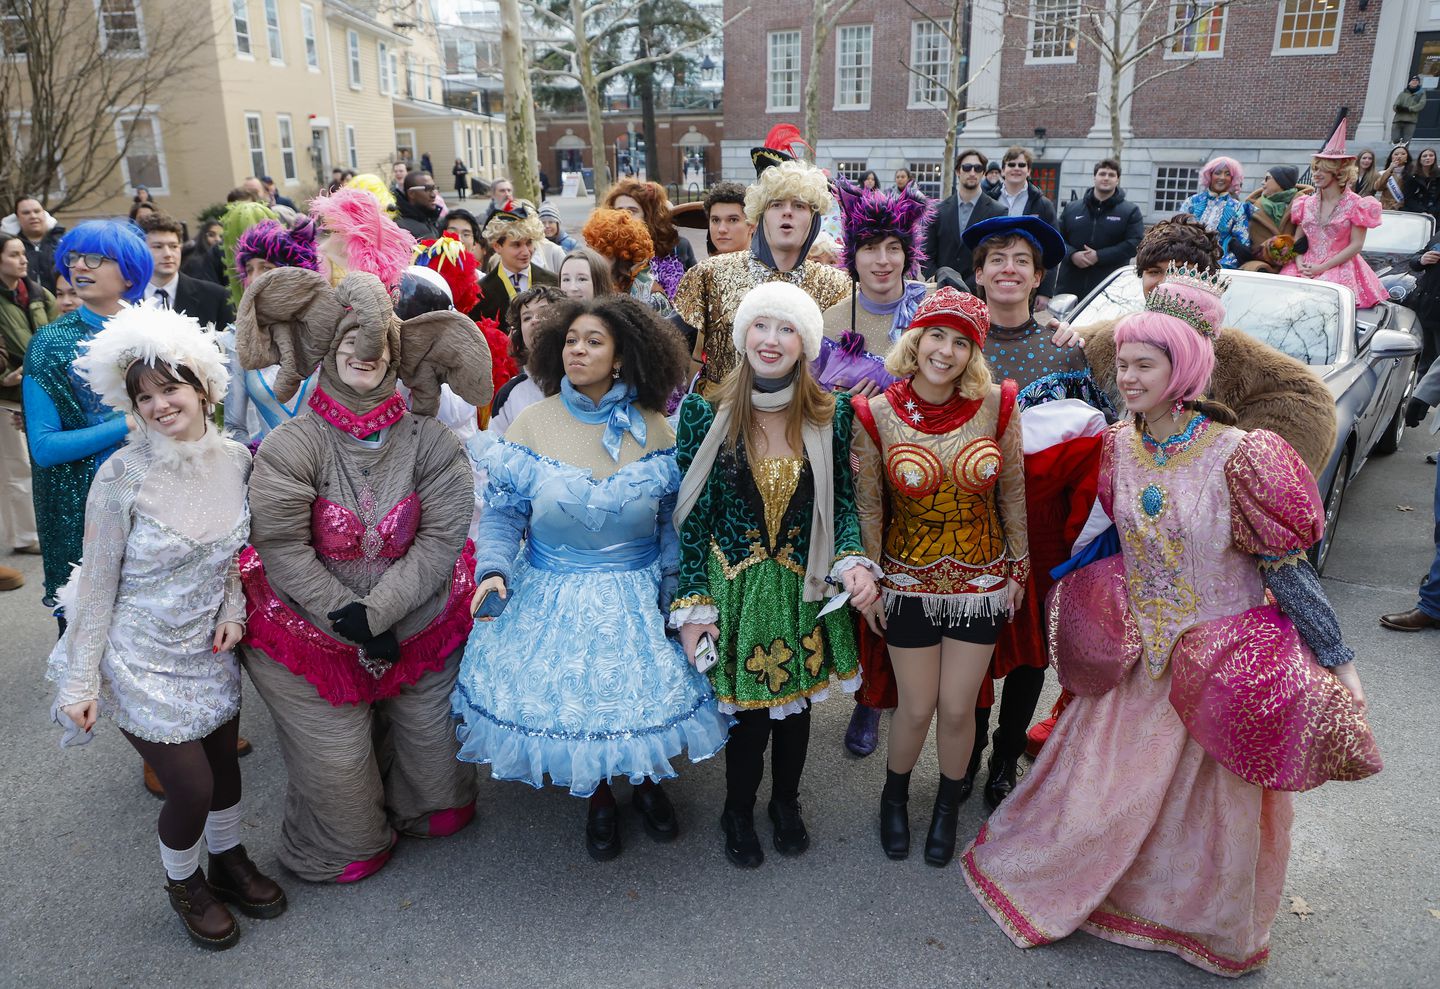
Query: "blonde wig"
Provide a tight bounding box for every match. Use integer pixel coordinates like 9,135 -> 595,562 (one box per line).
743,159 -> 834,225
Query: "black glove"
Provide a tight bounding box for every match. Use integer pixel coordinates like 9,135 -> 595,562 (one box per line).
326,602 -> 374,642
1406,397 -> 1430,429
363,629 -> 400,665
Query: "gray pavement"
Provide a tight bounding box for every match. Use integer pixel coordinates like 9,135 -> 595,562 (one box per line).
2,419 -> 1438,988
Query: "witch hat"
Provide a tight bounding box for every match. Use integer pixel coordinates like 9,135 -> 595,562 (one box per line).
1315,110 -> 1354,161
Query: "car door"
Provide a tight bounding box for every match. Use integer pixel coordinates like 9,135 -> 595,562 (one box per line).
1352,306 -> 1401,456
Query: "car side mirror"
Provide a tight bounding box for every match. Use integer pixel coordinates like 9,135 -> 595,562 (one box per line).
1368,329 -> 1422,360
1047,294 -> 1078,319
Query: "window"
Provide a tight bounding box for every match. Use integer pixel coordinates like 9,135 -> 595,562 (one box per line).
1273,0 -> 1343,55
347,30 -> 361,88
908,161 -> 943,199
301,5 -> 318,69
465,128 -> 475,170
1153,165 -> 1200,212
834,160 -> 869,182
1167,3 -> 1226,57
346,125 -> 358,169
233,0 -> 251,56
99,0 -> 145,54
458,40 -> 477,73
277,114 -> 298,182
908,19 -> 952,108
245,113 -> 266,177
379,42 -> 392,94
1028,0 -> 1080,62
2,9 -> 28,57
263,0 -> 282,62
115,111 -> 167,195
767,31 -> 801,112
834,25 -> 872,110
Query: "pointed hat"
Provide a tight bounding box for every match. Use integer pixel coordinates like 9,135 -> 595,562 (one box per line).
1315,112 -> 1353,161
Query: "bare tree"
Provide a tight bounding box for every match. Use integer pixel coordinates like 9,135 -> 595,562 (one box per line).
521,0 -> 747,203
1008,0 -> 1241,159
499,0 -> 542,204
0,0 -> 212,211
801,0 -> 862,151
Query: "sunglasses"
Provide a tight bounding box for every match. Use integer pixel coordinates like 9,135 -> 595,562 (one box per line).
415,184 -> 438,193
959,163 -> 985,173
63,251 -> 114,270
1004,161 -> 1029,169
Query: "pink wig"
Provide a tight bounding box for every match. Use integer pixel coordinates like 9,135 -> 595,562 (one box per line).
308,186 -> 416,290
1199,156 -> 1244,192
1113,281 -> 1226,405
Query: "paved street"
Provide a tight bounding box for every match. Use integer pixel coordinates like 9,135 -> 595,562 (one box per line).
1,416 -> 1437,988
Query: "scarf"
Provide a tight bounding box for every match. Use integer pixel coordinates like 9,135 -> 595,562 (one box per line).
857,281 -> 930,342
883,377 -> 982,434
560,377 -> 645,462
674,381 -> 836,602
749,212 -> 824,274
1256,187 -> 1298,226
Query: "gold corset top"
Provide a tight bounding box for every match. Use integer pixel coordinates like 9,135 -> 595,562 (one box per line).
885,437 -> 1003,498
753,456 -> 804,543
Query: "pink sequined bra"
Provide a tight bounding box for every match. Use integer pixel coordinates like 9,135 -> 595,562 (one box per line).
311,492 -> 420,561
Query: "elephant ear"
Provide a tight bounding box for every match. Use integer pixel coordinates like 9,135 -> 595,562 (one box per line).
235,267 -> 342,400
333,272 -> 398,364
396,310 -> 494,415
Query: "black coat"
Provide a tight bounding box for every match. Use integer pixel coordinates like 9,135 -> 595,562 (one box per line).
1055,188 -> 1145,299
173,273 -> 234,329
470,265 -> 558,324
922,191 -> 1007,289
1404,173 -> 1440,221
394,198 -> 442,240
23,227 -> 64,294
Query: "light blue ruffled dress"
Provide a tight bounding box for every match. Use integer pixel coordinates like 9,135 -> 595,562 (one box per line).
451,395 -> 731,797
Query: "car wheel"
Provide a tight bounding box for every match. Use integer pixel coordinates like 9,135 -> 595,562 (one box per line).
1311,447 -> 1352,576
1374,364 -> 1420,456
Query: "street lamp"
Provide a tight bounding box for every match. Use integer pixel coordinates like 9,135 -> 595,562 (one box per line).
1033,127 -> 1048,157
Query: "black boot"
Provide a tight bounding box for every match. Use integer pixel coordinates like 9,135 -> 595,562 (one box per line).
923,775 -> 966,868
720,807 -> 764,868
983,749 -> 1022,810
879,769 -> 911,860
767,797 -> 810,856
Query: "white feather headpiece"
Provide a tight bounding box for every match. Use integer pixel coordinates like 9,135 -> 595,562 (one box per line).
74,304 -> 230,412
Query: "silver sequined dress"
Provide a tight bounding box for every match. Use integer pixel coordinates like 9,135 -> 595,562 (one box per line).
48,431 -> 251,744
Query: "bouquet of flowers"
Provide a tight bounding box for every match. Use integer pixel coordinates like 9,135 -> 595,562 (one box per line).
1264,234 -> 1300,266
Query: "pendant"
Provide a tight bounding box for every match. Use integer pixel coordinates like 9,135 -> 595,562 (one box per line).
1141,483 -> 1167,519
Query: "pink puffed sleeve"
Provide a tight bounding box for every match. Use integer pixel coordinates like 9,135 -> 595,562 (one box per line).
1096,423 -> 1122,518
1288,194 -> 1309,226
1348,192 -> 1382,229
1225,429 -> 1324,564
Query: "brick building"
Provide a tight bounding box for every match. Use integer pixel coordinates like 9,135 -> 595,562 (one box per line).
721,0 -> 1399,218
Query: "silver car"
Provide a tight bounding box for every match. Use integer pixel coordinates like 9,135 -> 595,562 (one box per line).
1054,268 -> 1423,573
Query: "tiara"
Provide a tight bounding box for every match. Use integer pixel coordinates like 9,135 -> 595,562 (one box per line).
1143,262 -> 1228,338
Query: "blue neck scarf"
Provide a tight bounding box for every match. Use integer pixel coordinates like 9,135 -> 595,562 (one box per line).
78,306 -> 111,332
858,281 -> 930,341
560,377 -> 645,462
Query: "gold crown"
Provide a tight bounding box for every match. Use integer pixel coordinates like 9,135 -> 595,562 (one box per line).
1144,262 -> 1228,338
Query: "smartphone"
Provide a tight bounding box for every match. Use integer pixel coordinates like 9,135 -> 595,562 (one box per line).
694,632 -> 718,673
474,588 -> 509,621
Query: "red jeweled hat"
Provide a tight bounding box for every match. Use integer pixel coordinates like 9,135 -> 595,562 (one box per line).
907,286 -> 990,350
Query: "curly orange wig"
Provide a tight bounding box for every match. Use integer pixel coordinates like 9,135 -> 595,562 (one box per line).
581,208 -> 655,293
603,180 -> 679,256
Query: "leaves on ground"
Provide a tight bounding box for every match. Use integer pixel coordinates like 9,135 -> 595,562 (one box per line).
1398,505 -> 1415,512
1428,908 -> 1440,920
1289,895 -> 1314,918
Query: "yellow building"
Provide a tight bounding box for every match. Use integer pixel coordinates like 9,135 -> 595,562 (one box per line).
26,0 -> 507,226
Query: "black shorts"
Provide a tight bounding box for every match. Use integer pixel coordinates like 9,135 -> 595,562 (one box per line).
883,596 -> 1002,649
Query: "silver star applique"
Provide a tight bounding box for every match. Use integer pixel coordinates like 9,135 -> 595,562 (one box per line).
903,399 -> 924,426
902,468 -> 923,487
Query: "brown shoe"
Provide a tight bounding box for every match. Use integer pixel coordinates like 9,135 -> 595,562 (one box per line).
164,868 -> 239,950
208,845 -> 288,919
236,736 -> 253,758
142,762 -> 165,799
1379,608 -> 1440,631
0,565 -> 22,591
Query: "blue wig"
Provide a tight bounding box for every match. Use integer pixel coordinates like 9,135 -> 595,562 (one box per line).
54,220 -> 153,304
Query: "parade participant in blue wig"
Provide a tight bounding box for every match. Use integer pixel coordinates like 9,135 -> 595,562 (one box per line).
24,219 -> 153,618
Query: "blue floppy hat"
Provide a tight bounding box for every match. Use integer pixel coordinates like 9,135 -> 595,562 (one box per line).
961,214 -> 1066,269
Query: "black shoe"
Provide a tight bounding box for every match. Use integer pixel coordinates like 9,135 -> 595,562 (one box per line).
767,798 -> 810,856
585,803 -> 622,862
879,770 -> 911,860
983,752 -> 1021,809
720,808 -> 764,868
923,775 -> 966,868
632,784 -> 679,842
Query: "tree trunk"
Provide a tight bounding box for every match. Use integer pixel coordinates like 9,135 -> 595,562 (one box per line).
1109,10 -> 1124,160
637,5 -> 662,184
939,0 -> 965,199
803,0 -> 831,151
570,0 -> 611,204
500,0 -> 541,203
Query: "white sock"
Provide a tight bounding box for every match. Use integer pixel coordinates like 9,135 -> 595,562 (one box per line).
204,802 -> 244,855
159,836 -> 204,881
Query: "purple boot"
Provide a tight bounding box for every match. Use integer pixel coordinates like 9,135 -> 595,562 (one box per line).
844,702 -> 882,757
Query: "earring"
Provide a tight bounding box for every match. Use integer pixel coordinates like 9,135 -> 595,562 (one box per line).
611,366 -> 621,379
1170,399 -> 1185,423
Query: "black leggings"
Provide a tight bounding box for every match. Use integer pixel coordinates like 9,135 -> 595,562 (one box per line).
972,664 -> 1046,763
122,716 -> 242,849
724,707 -> 811,813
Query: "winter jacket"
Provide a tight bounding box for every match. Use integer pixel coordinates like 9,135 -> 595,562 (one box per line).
1242,184 -> 1313,274
394,197 -> 441,240
1394,88 -> 1427,125
1054,188 -> 1143,298
1376,166 -> 1410,210
0,277 -> 57,404
1404,173 -> 1440,220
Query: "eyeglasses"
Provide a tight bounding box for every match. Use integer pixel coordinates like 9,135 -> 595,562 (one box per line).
958,163 -> 985,173
416,184 -> 438,193
63,251 -> 113,270
1004,161 -> 1029,170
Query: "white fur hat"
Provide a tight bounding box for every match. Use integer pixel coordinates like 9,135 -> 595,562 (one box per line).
74,303 -> 230,412
731,281 -> 825,362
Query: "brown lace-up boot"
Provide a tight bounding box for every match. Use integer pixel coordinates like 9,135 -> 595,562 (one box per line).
164,868 -> 239,950
208,845 -> 288,919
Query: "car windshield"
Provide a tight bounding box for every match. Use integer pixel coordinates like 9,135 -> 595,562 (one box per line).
1367,210 -> 1434,255
1070,271 -> 1341,366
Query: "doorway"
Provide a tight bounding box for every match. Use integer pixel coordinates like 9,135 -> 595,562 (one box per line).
1409,33 -> 1440,140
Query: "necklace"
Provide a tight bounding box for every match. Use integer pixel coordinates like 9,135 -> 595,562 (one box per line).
1140,414 -> 1207,466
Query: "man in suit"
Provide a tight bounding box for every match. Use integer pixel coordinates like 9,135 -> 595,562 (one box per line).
471,201 -> 556,323
923,148 -> 1007,290
138,213 -> 233,328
